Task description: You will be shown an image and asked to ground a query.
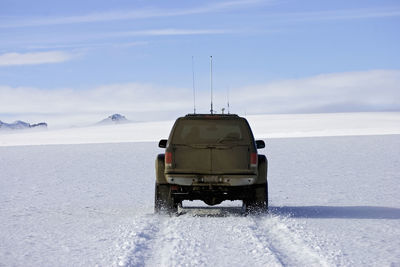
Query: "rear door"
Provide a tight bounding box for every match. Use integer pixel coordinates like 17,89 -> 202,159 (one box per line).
211,145 -> 249,173
173,144 -> 211,173
170,117 -> 253,174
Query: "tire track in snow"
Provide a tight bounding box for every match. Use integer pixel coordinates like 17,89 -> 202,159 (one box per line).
145,210 -> 283,266
115,209 -> 333,267
248,214 -> 332,267
114,214 -> 163,267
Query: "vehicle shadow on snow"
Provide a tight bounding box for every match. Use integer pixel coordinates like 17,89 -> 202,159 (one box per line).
270,206 -> 400,220
178,206 -> 246,217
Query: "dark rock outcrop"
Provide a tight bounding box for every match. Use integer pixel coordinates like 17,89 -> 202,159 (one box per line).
0,120 -> 48,130
98,114 -> 130,125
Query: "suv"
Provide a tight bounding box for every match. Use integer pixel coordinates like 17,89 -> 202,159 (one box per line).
155,114 -> 268,214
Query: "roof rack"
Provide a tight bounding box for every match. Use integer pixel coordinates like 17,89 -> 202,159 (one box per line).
185,113 -> 239,117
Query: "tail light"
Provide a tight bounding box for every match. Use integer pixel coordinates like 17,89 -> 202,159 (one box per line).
171,185 -> 179,191
250,152 -> 257,167
165,152 -> 172,167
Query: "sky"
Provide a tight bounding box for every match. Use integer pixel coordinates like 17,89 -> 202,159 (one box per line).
0,0 -> 399,127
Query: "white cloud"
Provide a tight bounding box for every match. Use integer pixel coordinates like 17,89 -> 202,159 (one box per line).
0,70 -> 399,128
266,7 -> 400,23
0,0 -> 267,28
0,83 -> 192,127
26,41 -> 149,50
0,51 -> 76,66
0,27 -> 232,52
103,29 -> 232,38
227,70 -> 400,114
2,2 -> 398,29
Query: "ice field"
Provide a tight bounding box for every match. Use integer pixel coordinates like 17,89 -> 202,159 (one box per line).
1,113 -> 399,266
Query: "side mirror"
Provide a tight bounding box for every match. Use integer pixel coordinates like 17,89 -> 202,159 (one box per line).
158,139 -> 167,148
256,140 -> 265,149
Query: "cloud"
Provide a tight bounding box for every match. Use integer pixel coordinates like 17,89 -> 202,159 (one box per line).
0,0 -> 267,28
25,41 -> 149,50
227,70 -> 400,114
266,7 -> 400,23
0,70 -> 399,127
0,83 -> 193,127
0,51 -> 76,66
102,28 -> 232,38
1,28 -> 233,52
2,2 -> 399,29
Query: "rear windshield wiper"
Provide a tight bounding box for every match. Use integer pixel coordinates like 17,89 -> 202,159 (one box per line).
173,143 -> 230,149
217,136 -> 243,143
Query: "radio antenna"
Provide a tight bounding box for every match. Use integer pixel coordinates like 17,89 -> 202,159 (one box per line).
210,56 -> 214,114
227,86 -> 230,114
192,56 -> 196,114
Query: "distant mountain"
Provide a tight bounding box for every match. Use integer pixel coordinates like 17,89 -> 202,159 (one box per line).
0,120 -> 48,130
30,122 -> 48,128
97,114 -> 130,125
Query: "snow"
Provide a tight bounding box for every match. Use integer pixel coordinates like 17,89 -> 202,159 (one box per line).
97,114 -> 130,125
0,112 -> 400,266
0,112 -> 399,146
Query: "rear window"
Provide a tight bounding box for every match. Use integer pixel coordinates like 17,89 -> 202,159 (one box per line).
171,119 -> 251,145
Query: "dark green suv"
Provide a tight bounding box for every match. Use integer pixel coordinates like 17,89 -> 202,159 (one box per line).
155,114 -> 268,214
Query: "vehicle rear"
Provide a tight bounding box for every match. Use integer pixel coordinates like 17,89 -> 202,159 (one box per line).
155,114 -> 268,213
165,114 -> 258,186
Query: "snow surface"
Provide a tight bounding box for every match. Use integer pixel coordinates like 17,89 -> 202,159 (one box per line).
0,112 -> 399,146
1,113 -> 400,266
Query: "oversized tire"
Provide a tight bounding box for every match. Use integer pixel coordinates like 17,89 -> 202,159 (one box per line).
244,155 -> 269,214
154,183 -> 178,214
155,154 -> 167,184
244,183 -> 268,214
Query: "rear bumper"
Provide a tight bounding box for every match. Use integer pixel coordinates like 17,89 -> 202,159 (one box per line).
170,184 -> 266,204
165,174 -> 257,186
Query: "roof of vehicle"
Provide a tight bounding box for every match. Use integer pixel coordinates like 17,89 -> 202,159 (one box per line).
182,113 -> 241,119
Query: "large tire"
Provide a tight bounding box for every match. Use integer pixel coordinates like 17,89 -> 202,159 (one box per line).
244,183 -> 268,214
245,155 -> 268,214
154,183 -> 178,214
155,154 -> 167,184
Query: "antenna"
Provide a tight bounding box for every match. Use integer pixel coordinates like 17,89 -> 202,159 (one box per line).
192,56 -> 196,114
210,56 -> 214,114
227,86 -> 230,114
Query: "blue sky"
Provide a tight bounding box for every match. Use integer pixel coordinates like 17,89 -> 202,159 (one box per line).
0,0 -> 399,126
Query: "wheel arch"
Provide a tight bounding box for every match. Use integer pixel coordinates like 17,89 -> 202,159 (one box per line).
255,154 -> 268,184
155,154 -> 168,184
